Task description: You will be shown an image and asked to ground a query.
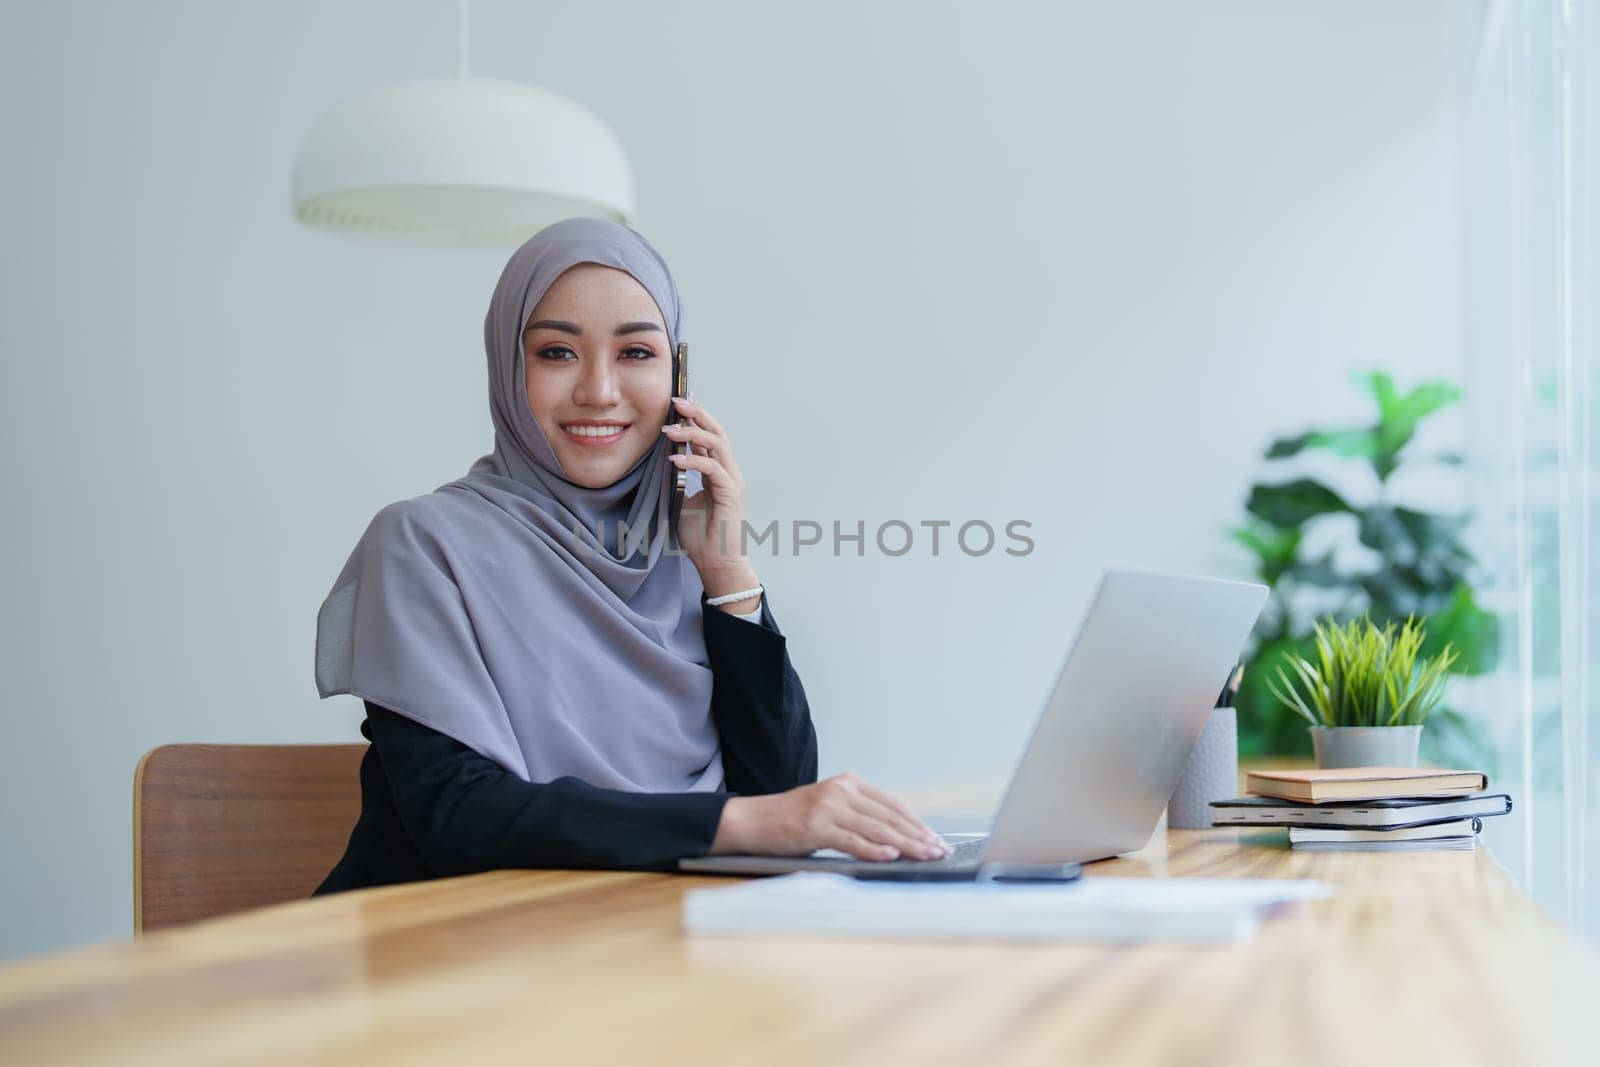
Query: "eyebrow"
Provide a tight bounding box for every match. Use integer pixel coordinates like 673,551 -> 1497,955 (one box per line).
522,319 -> 664,337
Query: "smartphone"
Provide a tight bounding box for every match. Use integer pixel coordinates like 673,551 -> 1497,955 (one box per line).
668,341 -> 690,536
850,861 -> 1083,884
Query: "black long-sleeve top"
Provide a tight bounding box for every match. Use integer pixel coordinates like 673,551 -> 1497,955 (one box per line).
313,593 -> 817,895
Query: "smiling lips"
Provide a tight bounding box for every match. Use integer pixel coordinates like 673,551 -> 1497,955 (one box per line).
559,421 -> 630,447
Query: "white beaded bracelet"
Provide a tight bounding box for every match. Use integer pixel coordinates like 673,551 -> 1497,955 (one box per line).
705,584 -> 764,607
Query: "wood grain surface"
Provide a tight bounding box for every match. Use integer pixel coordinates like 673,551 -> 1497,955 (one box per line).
3,827 -> 1594,1066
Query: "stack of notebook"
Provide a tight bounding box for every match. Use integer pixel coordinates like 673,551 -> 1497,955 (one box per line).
1210,767 -> 1512,851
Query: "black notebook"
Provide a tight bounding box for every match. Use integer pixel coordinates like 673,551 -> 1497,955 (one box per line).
1209,793 -> 1512,829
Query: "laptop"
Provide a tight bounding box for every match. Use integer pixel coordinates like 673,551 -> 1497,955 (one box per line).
679,569 -> 1269,879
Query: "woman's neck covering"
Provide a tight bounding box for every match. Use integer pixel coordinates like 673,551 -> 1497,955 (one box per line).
314,217 -> 722,792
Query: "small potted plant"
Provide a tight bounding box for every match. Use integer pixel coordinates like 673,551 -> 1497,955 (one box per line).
1265,615 -> 1459,768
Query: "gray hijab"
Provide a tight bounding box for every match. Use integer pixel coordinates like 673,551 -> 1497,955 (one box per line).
314,216 -> 723,793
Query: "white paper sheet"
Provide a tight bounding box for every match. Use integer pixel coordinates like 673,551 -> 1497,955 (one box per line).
682,874 -> 1333,945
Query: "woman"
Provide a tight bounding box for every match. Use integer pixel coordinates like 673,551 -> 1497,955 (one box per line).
312,217 -> 947,894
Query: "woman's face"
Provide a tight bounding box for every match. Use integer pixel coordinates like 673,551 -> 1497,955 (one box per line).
521,263 -> 673,488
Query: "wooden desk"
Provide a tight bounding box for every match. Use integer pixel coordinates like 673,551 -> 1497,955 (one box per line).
0,829 -> 1594,1066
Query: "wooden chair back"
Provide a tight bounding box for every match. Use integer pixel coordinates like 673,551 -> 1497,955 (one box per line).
133,743 -> 366,932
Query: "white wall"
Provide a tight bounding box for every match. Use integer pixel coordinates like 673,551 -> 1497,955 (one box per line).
0,0 -> 1466,959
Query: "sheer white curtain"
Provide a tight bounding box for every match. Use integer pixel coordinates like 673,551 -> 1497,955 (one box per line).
1463,0 -> 1599,936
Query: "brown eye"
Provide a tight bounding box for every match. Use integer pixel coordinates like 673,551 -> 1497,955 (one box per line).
537,346 -> 576,361
621,346 -> 655,360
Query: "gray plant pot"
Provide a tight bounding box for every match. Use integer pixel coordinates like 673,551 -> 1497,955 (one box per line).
1310,725 -> 1422,769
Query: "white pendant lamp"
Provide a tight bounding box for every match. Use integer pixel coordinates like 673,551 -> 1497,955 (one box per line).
291,2 -> 635,246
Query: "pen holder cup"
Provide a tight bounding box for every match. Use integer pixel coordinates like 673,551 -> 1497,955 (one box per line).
1166,706 -> 1238,830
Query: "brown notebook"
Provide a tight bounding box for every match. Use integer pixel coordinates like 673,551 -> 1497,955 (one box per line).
1245,767 -> 1489,804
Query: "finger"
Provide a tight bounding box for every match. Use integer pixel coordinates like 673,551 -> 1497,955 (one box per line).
669,453 -> 740,498
661,423 -> 728,463
855,781 -> 942,843
834,810 -> 938,861
847,791 -> 945,854
671,413 -> 741,480
669,396 -> 728,439
826,825 -> 900,862
844,799 -> 940,857
845,794 -> 947,858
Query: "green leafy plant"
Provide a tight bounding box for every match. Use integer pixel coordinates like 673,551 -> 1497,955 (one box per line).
1230,372 -> 1498,762
1266,616 -> 1458,728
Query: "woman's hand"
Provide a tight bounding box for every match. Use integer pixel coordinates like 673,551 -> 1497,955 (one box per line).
662,395 -> 761,607
708,773 -> 951,862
